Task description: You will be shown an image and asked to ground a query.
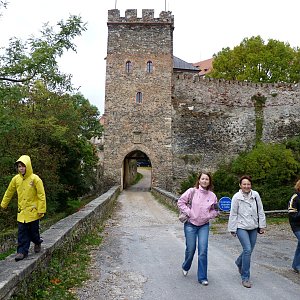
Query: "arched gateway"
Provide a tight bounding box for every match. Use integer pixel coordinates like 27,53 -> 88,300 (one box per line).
122,149 -> 152,190
103,9 -> 174,190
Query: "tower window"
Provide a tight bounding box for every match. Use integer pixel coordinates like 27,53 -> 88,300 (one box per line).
146,61 -> 153,73
136,92 -> 143,104
125,61 -> 132,73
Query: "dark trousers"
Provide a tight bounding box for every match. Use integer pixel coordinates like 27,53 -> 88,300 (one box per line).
17,220 -> 42,255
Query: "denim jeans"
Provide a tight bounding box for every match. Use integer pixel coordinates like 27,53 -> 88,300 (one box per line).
17,220 -> 42,255
182,222 -> 209,282
236,228 -> 257,281
292,230 -> 300,271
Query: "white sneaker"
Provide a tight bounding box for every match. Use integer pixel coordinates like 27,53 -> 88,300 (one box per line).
200,280 -> 209,286
182,269 -> 188,276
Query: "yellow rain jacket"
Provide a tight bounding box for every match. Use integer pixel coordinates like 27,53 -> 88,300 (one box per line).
1,155 -> 46,223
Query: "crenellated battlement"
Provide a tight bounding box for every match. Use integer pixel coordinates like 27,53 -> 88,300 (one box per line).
174,73 -> 299,91
107,9 -> 174,25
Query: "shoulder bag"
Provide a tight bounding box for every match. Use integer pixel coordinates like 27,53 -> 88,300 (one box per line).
178,188 -> 195,223
254,197 -> 262,234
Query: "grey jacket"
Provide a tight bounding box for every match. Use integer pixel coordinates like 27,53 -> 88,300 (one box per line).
228,190 -> 266,232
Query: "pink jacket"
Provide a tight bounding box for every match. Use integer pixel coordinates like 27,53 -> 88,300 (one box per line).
178,187 -> 218,226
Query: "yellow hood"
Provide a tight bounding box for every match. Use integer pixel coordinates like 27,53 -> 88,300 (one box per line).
15,155 -> 33,179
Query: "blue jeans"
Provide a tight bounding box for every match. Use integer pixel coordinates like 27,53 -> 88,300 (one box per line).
17,220 -> 42,255
182,222 -> 209,282
236,228 -> 257,281
292,230 -> 300,271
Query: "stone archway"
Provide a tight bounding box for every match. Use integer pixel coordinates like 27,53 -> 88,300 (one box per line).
123,150 -> 152,189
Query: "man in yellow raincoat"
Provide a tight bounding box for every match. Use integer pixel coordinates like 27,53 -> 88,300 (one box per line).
1,155 -> 46,261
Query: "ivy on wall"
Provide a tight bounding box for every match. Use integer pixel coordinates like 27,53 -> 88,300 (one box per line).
251,93 -> 267,144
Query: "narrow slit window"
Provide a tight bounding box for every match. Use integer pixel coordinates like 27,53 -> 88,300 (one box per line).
136,92 -> 143,104
146,61 -> 153,73
125,61 -> 132,73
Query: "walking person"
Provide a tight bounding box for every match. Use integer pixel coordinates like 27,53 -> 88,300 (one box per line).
1,155 -> 46,261
288,179 -> 300,273
228,175 -> 266,288
178,171 -> 218,286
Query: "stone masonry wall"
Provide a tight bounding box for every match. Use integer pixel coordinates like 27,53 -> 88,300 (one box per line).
104,9 -> 300,193
171,74 -> 300,191
104,9 -> 175,190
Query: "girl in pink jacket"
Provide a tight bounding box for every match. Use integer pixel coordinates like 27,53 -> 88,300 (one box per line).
178,172 -> 218,285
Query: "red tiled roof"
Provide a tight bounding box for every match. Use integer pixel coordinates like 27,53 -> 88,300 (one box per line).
193,58 -> 214,76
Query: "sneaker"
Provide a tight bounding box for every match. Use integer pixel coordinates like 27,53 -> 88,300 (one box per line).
242,280 -> 252,288
292,268 -> 299,273
34,243 -> 41,253
15,253 -> 28,262
182,269 -> 188,276
200,280 -> 209,286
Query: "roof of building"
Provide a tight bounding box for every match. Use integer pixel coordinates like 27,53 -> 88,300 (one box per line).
173,56 -> 199,72
193,58 -> 214,76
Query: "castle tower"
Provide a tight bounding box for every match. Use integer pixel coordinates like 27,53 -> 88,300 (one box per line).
104,9 -> 174,190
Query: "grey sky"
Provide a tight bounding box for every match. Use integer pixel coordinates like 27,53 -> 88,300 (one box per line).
0,0 -> 299,115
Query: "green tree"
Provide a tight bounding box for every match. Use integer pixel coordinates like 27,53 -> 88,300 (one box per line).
211,142 -> 300,210
0,15 -> 86,91
0,14 -> 103,228
209,36 -> 300,83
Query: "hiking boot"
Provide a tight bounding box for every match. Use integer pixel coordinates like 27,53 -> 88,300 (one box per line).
242,280 -> 252,288
15,253 -> 28,262
34,243 -> 42,253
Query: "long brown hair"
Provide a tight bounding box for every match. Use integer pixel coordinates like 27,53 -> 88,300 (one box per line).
194,171 -> 213,191
295,179 -> 300,192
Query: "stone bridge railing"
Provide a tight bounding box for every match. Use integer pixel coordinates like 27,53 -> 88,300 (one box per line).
0,185 -> 120,300
151,186 -> 288,216
151,186 -> 179,208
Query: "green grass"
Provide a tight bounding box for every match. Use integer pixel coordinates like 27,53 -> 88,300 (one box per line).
13,226 -> 103,300
0,248 -> 15,260
132,172 -> 143,185
266,216 -> 289,225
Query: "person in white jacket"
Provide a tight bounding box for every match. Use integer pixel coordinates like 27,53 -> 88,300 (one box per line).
228,175 -> 266,288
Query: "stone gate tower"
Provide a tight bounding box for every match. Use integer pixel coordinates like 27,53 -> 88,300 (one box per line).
104,9 -> 174,189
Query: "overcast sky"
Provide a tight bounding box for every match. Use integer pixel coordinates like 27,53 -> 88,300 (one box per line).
1,0 -> 299,114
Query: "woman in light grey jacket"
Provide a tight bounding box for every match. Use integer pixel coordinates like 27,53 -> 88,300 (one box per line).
228,175 -> 266,288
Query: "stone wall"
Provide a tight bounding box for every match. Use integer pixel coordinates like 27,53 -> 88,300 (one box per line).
171,74 -> 300,190
103,9 -> 300,193
104,9 -> 175,190
0,186 -> 120,300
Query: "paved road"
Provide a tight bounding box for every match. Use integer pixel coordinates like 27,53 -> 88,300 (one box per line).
76,168 -> 300,300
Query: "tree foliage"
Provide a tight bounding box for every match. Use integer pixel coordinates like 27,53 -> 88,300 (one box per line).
212,142 -> 300,210
0,15 -> 86,91
209,36 -> 300,83
0,13 -> 103,229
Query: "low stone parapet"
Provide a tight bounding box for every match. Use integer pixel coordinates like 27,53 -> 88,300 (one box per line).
151,186 -> 179,208
0,185 -> 120,300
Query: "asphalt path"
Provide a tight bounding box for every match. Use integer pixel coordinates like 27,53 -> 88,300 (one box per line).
76,168 -> 300,300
